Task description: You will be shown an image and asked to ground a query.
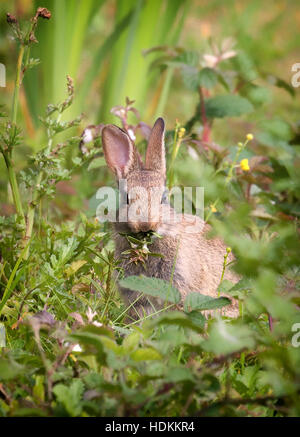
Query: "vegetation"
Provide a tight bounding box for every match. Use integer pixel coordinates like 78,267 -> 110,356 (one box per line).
0,0 -> 299,417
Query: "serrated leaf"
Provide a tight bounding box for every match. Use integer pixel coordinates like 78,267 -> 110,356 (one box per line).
184,292 -> 231,312
181,66 -> 200,91
199,67 -> 218,89
205,95 -> 254,118
53,379 -> 84,417
119,276 -> 181,304
174,51 -> 199,67
186,310 -> 206,329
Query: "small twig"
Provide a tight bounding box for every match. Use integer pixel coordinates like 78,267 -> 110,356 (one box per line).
199,86 -> 211,143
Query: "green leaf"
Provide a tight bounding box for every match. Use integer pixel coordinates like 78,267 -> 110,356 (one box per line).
53,379 -> 84,417
122,332 -> 140,351
202,320 -> 255,355
165,367 -> 194,383
0,359 -> 24,381
149,311 -> 204,333
267,75 -> 295,97
218,280 -> 236,294
64,260 -> 87,277
181,66 -> 200,91
205,95 -> 254,119
184,292 -> 231,312
174,50 -> 199,67
68,325 -> 115,362
259,119 -> 293,141
245,85 -> 272,106
131,347 -> 162,361
119,276 -> 181,304
199,67 -> 218,89
186,310 -> 206,329
231,52 -> 258,82
87,157 -> 106,171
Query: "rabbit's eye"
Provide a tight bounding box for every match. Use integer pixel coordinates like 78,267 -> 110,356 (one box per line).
161,190 -> 168,204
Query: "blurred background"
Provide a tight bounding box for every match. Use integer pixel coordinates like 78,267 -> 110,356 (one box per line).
0,0 -> 299,216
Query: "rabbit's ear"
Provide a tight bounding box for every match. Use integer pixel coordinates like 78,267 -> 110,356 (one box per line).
102,125 -> 142,178
145,117 -> 166,176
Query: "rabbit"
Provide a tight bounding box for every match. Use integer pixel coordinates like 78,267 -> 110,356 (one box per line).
101,117 -> 239,319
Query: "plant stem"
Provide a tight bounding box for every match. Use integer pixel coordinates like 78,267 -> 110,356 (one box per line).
11,44 -> 25,127
168,122 -> 185,189
2,152 -> 25,223
217,248 -> 231,297
168,124 -> 179,189
199,86 -> 211,143
24,173 -> 42,259
1,43 -> 26,227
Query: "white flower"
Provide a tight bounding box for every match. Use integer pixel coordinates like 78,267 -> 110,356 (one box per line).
83,128 -> 93,143
73,344 -> 83,352
203,54 -> 219,68
86,307 -> 97,322
92,321 -> 103,327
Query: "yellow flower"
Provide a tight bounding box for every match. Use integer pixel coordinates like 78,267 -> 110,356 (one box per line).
246,133 -> 253,141
240,158 -> 250,171
69,354 -> 77,362
178,127 -> 186,139
210,204 -> 217,213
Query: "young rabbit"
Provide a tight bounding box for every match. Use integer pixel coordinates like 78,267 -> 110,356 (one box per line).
101,117 -> 239,319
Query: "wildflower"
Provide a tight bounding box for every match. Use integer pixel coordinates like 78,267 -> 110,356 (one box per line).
92,321 -> 103,327
240,158 -> 250,171
178,127 -> 186,139
226,247 -> 232,254
73,344 -> 83,352
246,133 -> 254,141
210,204 -> 217,213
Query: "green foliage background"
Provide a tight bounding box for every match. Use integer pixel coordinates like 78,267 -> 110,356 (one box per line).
0,0 -> 299,417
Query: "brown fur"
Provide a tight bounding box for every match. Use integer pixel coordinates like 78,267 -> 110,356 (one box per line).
102,118 -> 239,319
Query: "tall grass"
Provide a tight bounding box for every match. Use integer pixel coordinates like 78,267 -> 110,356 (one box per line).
99,0 -> 188,123
20,0 -> 188,132
23,0 -> 106,127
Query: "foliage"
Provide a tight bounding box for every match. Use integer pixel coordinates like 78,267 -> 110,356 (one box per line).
0,1 -> 300,418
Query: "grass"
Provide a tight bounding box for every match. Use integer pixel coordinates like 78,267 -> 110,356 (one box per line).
0,0 -> 299,418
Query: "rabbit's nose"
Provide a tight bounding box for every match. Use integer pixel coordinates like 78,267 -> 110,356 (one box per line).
129,221 -> 159,233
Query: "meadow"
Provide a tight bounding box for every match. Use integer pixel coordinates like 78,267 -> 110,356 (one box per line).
0,0 -> 299,417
